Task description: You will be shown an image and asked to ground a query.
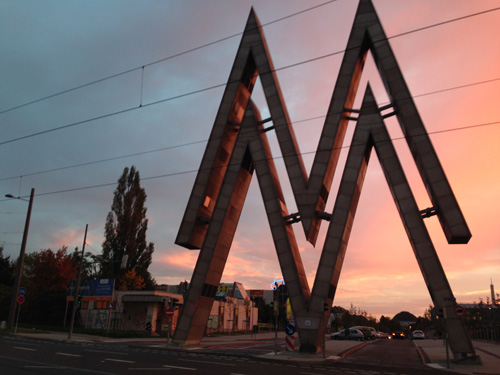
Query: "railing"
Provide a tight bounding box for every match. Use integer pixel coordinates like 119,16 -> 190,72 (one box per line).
470,327 -> 500,342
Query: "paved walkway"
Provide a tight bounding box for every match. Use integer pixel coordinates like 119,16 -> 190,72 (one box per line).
12,331 -> 500,374
413,339 -> 500,375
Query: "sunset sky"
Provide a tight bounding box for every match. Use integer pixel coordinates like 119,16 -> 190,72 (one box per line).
1,0 -> 499,319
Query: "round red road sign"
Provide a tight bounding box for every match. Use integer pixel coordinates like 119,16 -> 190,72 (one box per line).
454,305 -> 466,318
17,295 -> 25,304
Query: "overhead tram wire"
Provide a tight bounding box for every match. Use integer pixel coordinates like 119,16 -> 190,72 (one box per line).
1,2 -> 498,118
0,138 -> 208,181
1,4 -> 500,147
1,75 -> 500,183
1,6 -> 499,187
0,0 -> 339,115
2,118 -> 498,202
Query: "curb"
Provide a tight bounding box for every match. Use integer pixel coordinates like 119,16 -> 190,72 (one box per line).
335,341 -> 370,361
412,340 -> 431,365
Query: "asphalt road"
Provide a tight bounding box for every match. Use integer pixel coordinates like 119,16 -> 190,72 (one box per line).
341,338 -> 444,374
0,334 -> 463,375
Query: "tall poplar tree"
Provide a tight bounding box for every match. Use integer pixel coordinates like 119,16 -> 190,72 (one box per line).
101,166 -> 155,289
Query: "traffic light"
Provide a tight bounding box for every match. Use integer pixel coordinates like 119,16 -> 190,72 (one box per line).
324,302 -> 329,312
171,298 -> 179,310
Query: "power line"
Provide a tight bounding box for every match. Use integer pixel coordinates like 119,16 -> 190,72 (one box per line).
0,106 -> 139,146
1,1 -> 498,117
2,4 -> 499,148
1,74 -> 499,182
3,119 -> 497,201
0,3 -> 498,193
0,139 -> 207,181
0,0 -> 338,115
389,6 -> 500,39
411,77 -> 500,100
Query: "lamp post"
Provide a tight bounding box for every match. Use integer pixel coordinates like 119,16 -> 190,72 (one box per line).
6,188 -> 35,330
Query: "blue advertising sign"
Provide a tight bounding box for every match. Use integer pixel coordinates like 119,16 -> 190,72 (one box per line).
79,279 -> 115,301
66,279 -> 115,302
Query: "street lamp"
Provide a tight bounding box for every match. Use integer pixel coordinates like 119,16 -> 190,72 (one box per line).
6,188 -> 35,330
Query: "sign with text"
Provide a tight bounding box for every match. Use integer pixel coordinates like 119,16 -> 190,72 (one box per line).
67,279 -> 115,302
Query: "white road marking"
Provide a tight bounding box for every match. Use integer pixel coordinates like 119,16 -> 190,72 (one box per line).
106,358 -> 136,363
14,346 -> 37,351
163,364 -> 197,370
56,352 -> 82,357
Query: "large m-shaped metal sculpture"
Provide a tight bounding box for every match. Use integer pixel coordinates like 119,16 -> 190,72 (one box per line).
173,0 -> 478,361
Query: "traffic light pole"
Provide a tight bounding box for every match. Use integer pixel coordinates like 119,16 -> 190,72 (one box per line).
68,224 -> 88,339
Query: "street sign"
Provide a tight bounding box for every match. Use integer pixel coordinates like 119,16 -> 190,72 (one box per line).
17,295 -> 25,304
454,305 -> 466,318
18,287 -> 26,296
285,323 -> 295,336
165,307 -> 174,319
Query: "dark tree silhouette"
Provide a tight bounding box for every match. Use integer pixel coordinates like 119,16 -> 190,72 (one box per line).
0,246 -> 15,320
101,166 -> 155,289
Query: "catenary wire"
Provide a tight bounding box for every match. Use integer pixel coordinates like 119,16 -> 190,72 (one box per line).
1,2 -> 499,119
1,74 -> 499,182
1,5 -> 499,147
1,118 -> 497,201
0,0 -> 339,115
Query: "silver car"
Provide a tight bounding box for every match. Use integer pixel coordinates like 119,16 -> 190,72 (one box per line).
330,328 -> 365,341
411,330 -> 425,339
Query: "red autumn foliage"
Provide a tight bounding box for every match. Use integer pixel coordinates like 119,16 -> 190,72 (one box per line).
25,247 -> 78,297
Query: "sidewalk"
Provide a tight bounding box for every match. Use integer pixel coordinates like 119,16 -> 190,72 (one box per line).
12,331 -> 500,374
414,339 -> 500,375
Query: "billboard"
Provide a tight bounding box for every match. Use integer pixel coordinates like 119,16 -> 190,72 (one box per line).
67,279 -> 115,302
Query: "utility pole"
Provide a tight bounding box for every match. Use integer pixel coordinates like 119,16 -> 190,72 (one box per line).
68,224 -> 88,339
6,188 -> 35,330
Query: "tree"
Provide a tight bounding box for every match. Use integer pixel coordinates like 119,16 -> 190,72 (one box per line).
379,315 -> 401,333
0,246 -> 15,286
70,248 -> 101,280
21,247 -> 78,325
23,247 -> 77,296
0,246 -> 15,320
117,269 -> 146,291
253,298 -> 274,324
100,166 -> 155,289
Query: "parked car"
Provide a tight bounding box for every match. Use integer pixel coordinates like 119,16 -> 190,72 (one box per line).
377,331 -> 389,339
392,331 -> 405,339
330,328 -> 365,341
411,330 -> 425,339
353,326 -> 377,340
